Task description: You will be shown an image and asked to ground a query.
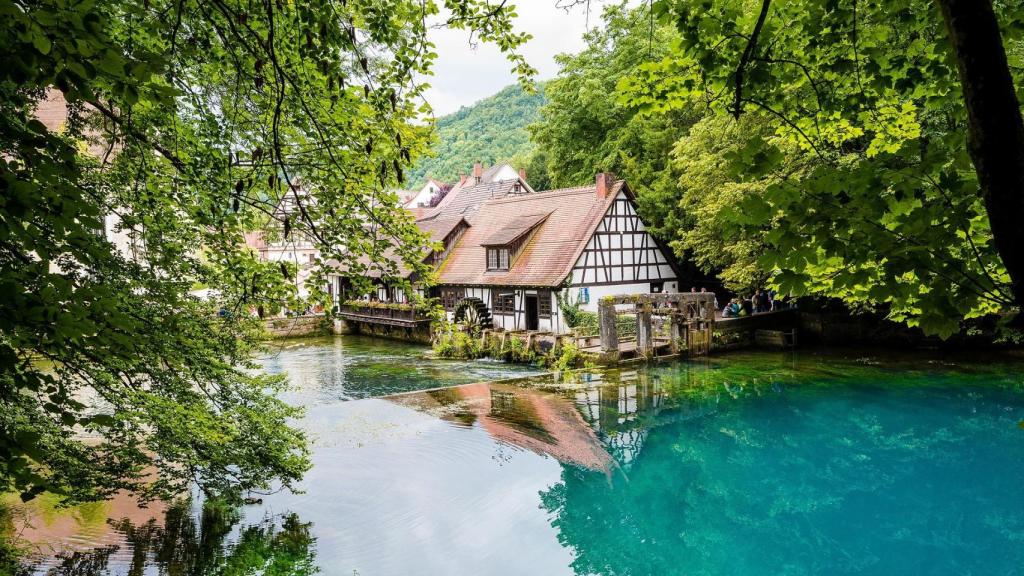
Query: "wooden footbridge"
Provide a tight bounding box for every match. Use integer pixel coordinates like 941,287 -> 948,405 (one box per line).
581,293 -> 717,363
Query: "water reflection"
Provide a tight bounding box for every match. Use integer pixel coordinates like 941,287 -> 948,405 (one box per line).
260,335 -> 542,402
13,350 -> 1024,575
536,359 -> 1024,575
393,382 -> 613,473
37,499 -> 316,575
390,361 -> 787,475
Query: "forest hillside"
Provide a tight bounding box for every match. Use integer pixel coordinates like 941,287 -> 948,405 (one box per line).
409,83 -> 546,185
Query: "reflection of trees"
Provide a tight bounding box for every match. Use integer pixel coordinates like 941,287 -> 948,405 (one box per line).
425,388 -> 477,427
45,500 -> 317,576
540,360 -> 1024,575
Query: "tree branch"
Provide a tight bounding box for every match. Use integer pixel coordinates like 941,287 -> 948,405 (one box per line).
733,0 -> 771,119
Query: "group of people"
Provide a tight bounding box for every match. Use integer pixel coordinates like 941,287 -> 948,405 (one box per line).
719,288 -> 791,318
688,286 -> 784,317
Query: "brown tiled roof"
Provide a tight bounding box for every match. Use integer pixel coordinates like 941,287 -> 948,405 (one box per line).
328,216 -> 467,280
436,181 -> 626,287
420,179 -> 530,221
416,215 -> 469,244
326,244 -> 410,279
480,163 -> 508,182
417,171 -> 532,220
243,230 -> 266,251
480,212 -> 549,246
35,89 -> 70,132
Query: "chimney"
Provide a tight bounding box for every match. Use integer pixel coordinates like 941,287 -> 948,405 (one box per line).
518,167 -> 527,182
473,162 -> 483,183
596,172 -> 616,199
459,173 -> 467,186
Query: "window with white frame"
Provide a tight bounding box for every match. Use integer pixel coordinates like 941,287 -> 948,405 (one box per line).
487,248 -> 510,271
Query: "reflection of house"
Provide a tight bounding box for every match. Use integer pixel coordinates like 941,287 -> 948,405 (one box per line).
573,370 -> 667,467
392,382 -> 613,473
569,368 -> 728,468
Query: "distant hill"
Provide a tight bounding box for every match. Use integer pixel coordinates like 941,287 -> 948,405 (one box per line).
408,83 -> 546,186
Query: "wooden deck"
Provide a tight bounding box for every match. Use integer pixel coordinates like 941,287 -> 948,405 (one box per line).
580,337 -> 676,359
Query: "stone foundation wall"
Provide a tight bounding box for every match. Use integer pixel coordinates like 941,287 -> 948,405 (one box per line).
264,315 -> 329,338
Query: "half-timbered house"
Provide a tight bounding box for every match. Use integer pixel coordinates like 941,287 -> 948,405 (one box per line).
429,173 -> 681,332
325,169 -> 684,334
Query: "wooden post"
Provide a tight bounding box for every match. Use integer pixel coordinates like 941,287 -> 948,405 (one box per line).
668,314 -> 682,354
636,304 -> 653,357
599,301 -> 619,353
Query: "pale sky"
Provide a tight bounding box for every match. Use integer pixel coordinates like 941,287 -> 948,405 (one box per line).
422,2 -> 603,116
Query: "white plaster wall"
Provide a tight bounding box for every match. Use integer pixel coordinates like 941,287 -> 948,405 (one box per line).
566,281 -> 678,313
408,181 -> 441,207
263,248 -> 319,264
447,286 -> 566,333
104,213 -> 141,262
489,165 -> 520,182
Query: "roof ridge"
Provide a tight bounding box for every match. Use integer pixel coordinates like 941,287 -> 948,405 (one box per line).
486,184 -> 606,204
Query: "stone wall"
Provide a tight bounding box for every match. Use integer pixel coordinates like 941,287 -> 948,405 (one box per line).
264,315 -> 329,338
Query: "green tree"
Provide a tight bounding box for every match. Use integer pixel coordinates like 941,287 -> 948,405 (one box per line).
664,114 -> 809,292
529,2 -> 700,211
620,0 -> 1022,336
1,0 -> 532,505
408,83 -> 546,186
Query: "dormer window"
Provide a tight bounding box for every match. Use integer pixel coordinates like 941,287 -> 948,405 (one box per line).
487,247 -> 510,271
481,211 -> 551,273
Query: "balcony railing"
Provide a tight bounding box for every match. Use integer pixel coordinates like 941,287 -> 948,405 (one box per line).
338,301 -> 430,327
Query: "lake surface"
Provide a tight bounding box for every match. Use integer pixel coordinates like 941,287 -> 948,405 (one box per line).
12,338 -> 1024,575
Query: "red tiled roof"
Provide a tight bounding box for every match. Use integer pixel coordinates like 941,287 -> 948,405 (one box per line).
328,216 -> 468,279
436,181 -> 626,287
326,244 -> 410,279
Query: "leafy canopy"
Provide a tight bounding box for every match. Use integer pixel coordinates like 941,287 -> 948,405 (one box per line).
529,3 -> 699,198
0,0 -> 533,504
619,0 -> 1022,336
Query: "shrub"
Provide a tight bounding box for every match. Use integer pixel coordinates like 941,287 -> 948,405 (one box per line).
501,334 -> 535,363
433,325 -> 483,359
549,341 -> 584,371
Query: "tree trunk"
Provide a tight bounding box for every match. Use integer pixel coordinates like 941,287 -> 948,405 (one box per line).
937,0 -> 1024,318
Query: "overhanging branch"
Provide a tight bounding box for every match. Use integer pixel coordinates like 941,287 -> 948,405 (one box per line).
733,0 -> 772,119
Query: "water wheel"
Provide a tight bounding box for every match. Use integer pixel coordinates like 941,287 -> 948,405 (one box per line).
453,297 -> 492,330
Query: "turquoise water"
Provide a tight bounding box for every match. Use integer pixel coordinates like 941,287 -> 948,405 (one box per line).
260,335 -> 544,401
15,342 -> 1024,575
